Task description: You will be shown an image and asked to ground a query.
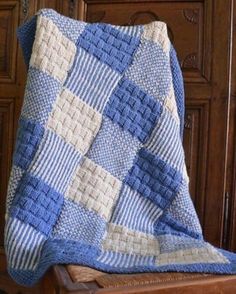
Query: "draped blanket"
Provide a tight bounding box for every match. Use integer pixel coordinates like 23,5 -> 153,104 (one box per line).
5,9 -> 236,286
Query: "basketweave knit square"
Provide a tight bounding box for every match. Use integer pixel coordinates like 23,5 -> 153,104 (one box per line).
77,23 -> 140,74
47,88 -> 102,155
9,173 -> 64,237
13,118 -> 44,171
102,223 -> 160,256
65,157 -> 122,221
30,15 -> 76,83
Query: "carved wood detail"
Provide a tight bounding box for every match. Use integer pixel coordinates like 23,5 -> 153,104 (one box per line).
182,53 -> 198,70
126,10 -> 160,25
183,9 -> 199,25
184,113 -> 192,129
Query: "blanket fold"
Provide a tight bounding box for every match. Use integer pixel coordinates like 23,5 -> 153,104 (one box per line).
4,8 -> 236,286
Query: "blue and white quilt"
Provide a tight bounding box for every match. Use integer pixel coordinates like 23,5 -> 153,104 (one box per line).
4,8 -> 236,286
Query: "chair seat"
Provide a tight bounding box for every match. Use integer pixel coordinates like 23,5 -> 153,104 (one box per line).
48,265 -> 236,293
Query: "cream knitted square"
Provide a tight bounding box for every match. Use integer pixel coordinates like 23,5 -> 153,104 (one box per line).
30,15 -> 76,83
163,85 -> 180,123
143,21 -> 170,54
47,89 -> 102,155
102,224 -> 160,256
156,245 -> 229,266
65,157 -> 122,220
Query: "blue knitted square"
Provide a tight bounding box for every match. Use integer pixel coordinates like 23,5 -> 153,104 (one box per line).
104,78 -> 163,143
77,23 -> 140,74
125,148 -> 182,209
29,129 -> 83,194
21,67 -> 61,125
64,47 -> 121,113
13,118 -> 44,170
87,117 -> 141,180
53,199 -> 106,247
10,173 -> 64,236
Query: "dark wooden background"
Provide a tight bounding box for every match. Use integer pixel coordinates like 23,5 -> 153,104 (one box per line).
0,0 -> 235,293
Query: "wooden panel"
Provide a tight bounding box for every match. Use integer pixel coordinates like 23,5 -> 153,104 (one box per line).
183,100 -> 209,227
0,99 -> 14,247
202,0 -> 232,247
37,0 -> 62,13
0,1 -> 19,83
81,0 -> 212,83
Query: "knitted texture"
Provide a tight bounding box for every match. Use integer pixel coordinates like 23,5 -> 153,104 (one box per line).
5,9 -> 236,287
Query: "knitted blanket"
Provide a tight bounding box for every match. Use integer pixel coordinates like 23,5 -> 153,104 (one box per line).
5,8 -> 236,286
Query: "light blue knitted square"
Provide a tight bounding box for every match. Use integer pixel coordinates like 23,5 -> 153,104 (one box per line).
53,199 -> 106,247
87,117 -> 141,181
29,129 -> 83,194
110,184 -> 162,234
125,39 -> 172,101
64,47 -> 121,113
21,67 -> 61,125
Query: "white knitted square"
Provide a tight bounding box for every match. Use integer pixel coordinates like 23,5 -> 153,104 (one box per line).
102,224 -> 160,256
163,85 -> 180,123
30,15 -> 76,83
65,157 -> 122,220
156,245 -> 229,266
143,22 -> 170,54
47,89 -> 102,155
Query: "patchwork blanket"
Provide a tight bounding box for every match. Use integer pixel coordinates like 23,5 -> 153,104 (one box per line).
5,8 -> 236,286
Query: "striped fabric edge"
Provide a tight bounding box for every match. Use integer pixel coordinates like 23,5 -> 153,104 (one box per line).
29,129 -> 82,194
4,217 -> 46,271
145,107 -> 185,175
111,184 -> 162,234
115,25 -> 143,38
97,250 -> 155,268
65,47 -> 121,113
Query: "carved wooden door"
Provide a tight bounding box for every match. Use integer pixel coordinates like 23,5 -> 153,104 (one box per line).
0,0 -> 235,292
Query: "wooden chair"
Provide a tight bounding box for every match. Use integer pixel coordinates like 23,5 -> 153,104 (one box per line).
41,265 -> 236,294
